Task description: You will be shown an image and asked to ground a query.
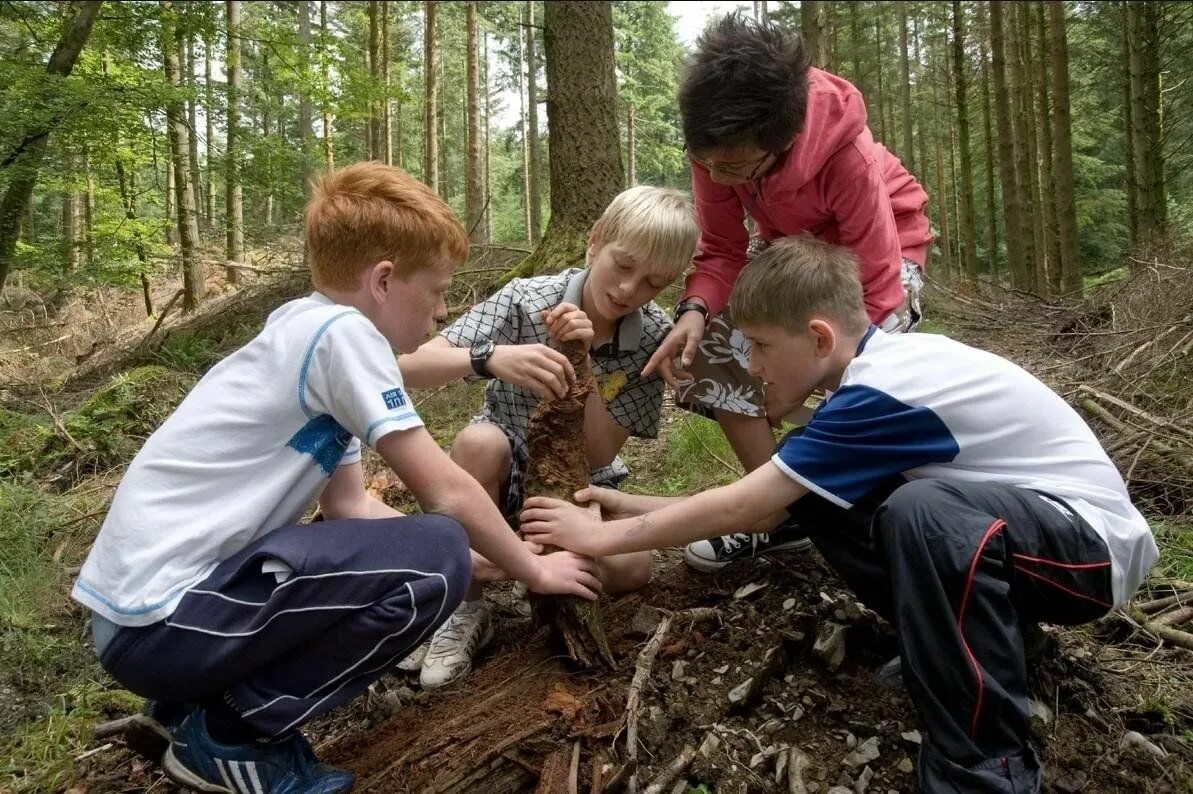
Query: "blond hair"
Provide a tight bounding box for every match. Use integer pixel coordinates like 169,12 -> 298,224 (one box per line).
590,185 -> 699,281
306,161 -> 468,291
730,236 -> 870,335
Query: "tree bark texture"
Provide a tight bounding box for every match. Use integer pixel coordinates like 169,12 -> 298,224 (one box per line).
523,340 -> 614,669
898,1 -> 915,174
424,1 -> 439,192
991,1 -> 1029,290
225,0 -> 244,278
526,0 -> 543,244
162,0 -> 204,312
1048,0 -> 1081,295
0,0 -> 102,293
465,2 -> 486,243
952,0 -> 979,280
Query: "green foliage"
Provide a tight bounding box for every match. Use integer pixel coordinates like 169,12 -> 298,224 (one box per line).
0,366 -> 190,484
1150,520 -> 1193,582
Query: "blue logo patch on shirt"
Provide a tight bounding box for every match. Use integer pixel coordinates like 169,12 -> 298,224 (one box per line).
287,414 -> 354,475
382,387 -> 408,410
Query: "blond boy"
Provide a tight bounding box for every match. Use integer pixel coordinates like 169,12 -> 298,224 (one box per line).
398,186 -> 699,688
71,163 -> 600,793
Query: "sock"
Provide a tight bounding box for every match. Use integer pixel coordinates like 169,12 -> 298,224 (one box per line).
202,697 -> 268,746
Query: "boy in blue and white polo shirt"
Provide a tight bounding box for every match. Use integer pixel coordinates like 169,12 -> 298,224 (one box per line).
71,163 -> 601,793
519,237 -> 1158,794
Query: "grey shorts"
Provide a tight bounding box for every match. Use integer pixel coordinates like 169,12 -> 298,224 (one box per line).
675,254 -> 924,420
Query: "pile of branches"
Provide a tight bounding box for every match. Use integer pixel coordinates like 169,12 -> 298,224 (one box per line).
928,250 -> 1193,649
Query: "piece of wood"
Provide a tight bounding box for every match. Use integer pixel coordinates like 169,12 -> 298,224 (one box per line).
1137,590 -> 1193,614
1153,605 -> 1193,628
641,745 -> 697,794
524,338 -> 614,669
1129,607 -> 1193,652
787,747 -> 812,794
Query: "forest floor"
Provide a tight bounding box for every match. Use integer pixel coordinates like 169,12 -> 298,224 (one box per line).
1,241 -> 1191,793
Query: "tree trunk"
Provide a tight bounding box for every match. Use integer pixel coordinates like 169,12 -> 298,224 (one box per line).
0,0 -> 102,293
526,0 -> 543,244
519,12 -> 532,243
186,25 -> 203,234
978,2 -> 999,277
1016,3 -> 1045,293
506,1 -> 623,282
873,10 -> 886,143
204,28 -> 215,228
115,157 -> 153,316
262,49 -> 275,227
83,152 -> 94,267
848,1 -> 863,93
465,2 -> 485,243
63,165 -> 80,273
319,0 -> 334,168
483,29 -> 491,242
163,0 -> 204,312
226,0 -> 244,279
801,1 -> 825,66
898,1 -> 915,173
991,1 -> 1028,289
165,145 -> 176,246
931,45 -> 952,279
626,102 -> 637,187
381,1 -> 392,166
368,1 -> 381,161
1130,2 -> 1164,243
1034,2 -> 1061,296
524,340 -> 613,670
1048,1 -> 1080,295
952,0 -> 978,280
1122,3 -> 1137,249
424,1 -> 438,192
754,0 -> 768,24
298,0 -> 314,267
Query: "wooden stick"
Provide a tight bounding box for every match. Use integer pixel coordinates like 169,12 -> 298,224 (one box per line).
1153,605 -> 1193,628
641,745 -> 697,794
1130,607 -> 1193,652
1080,400 -> 1193,473
1078,385 -> 1193,442
1138,590 -> 1193,614
568,741 -> 581,794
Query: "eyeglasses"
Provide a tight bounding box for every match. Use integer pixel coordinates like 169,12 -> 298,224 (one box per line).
684,145 -> 773,181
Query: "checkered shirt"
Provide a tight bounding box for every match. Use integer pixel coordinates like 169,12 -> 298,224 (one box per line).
440,268 -> 671,461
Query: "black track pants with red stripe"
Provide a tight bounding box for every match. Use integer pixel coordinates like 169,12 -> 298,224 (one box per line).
791,478 -> 1114,793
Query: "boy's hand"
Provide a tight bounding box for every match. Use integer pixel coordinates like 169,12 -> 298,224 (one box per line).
643,310 -> 705,386
542,303 -> 594,349
520,498 -> 605,557
487,344 -> 575,399
574,486 -> 633,520
471,540 -> 544,582
529,550 -> 603,600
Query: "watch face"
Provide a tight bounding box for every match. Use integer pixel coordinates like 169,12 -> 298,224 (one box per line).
473,339 -> 495,357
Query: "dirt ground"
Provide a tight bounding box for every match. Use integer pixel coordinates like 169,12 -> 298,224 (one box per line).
74,545 -> 1192,793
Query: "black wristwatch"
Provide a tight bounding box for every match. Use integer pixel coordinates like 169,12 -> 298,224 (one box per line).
673,300 -> 710,323
469,339 -> 496,378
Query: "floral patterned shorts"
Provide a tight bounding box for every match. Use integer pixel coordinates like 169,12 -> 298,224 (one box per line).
675,256 -> 924,420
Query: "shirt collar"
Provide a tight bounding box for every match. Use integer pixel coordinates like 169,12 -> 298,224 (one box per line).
310,291 -> 335,305
562,268 -> 645,353
856,324 -> 879,355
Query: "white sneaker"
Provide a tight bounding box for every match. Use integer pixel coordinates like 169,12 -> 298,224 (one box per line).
396,640 -> 429,673
419,600 -> 494,689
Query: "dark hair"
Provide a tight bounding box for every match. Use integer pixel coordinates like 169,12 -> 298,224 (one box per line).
678,11 -> 812,153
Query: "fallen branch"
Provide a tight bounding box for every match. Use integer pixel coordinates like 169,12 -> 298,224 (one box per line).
1137,590 -> 1193,614
624,608 -> 720,793
1080,399 -> 1193,474
137,288 -> 185,348
1078,385 -> 1193,443
1153,605 -> 1193,628
1129,607 -> 1193,652
641,744 -> 697,794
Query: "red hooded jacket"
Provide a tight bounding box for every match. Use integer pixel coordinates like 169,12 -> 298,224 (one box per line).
684,68 -> 933,323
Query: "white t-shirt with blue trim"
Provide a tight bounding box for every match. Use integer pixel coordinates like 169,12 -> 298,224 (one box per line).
72,293 -> 422,626
772,327 -> 1158,607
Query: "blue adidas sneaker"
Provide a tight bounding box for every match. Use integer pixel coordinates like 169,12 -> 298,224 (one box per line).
163,708 -> 354,793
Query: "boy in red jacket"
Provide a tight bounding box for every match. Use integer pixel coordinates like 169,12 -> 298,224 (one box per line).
643,11 -> 934,573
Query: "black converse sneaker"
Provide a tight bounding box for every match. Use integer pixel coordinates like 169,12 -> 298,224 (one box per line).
683,521 -> 813,573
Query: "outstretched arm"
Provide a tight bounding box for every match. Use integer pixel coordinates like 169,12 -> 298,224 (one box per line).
522,462 -> 807,557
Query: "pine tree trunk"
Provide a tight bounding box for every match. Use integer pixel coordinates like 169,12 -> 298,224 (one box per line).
518,14 -> 532,244
1048,1 -> 1080,295
898,1 -> 915,173
1034,2 -> 1061,296
801,1 -> 824,66
991,1 -> 1028,289
162,0 -> 204,312
1122,3 -> 1137,249
226,0 -> 244,279
367,1 -> 379,160
0,0 -> 101,293
186,27 -> 203,234
204,29 -> 215,228
627,102 -> 637,187
483,30 -> 491,241
526,1 -> 543,244
1015,4 -> 1045,294
165,145 -> 176,246
931,36 -> 952,279
83,152 -> 94,267
952,0 -> 978,280
524,340 -> 613,670
63,166 -> 79,273
262,50 -> 275,227
506,1 -> 623,282
978,2 -> 999,277
298,0 -> 314,267
381,1 -> 392,166
321,0 -> 334,169
115,157 -> 153,315
424,1 -> 439,192
1136,2 -> 1165,240
849,2 -> 864,93
465,2 -> 485,243
873,11 -> 887,143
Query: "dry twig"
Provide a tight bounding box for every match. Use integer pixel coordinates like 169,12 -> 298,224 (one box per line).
641,744 -> 697,794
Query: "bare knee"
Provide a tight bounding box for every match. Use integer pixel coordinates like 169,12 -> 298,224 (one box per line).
449,424 -> 511,488
600,551 -> 653,595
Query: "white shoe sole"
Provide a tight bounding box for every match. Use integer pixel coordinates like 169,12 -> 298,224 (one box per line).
162,745 -> 234,793
683,537 -> 813,573
419,622 -> 494,690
